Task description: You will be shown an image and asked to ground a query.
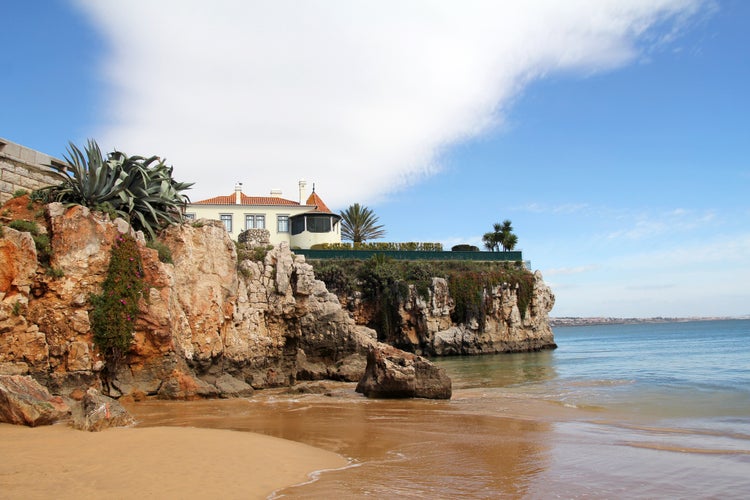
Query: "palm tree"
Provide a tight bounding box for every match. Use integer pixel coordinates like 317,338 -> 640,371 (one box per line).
482,230 -> 499,252
340,203 -> 386,243
498,220 -> 517,251
483,219 -> 517,252
501,232 -> 518,252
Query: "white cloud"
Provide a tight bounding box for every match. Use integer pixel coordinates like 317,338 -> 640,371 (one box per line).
605,207 -> 717,240
75,0 -> 707,206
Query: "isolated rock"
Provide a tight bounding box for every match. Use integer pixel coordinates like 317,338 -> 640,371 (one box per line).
0,375 -> 70,426
356,344 -> 452,399
72,388 -> 135,431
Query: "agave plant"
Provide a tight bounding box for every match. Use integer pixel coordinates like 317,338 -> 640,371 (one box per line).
42,140 -> 130,209
106,150 -> 193,239
40,140 -> 193,239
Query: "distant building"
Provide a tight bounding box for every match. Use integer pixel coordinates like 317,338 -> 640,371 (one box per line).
185,180 -> 341,249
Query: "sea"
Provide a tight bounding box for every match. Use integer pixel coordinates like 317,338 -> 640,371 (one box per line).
128,319 -> 750,499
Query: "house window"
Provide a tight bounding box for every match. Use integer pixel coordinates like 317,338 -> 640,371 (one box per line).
291,217 -> 305,235
183,213 -> 196,220
277,215 -> 289,233
220,214 -> 233,233
245,214 -> 266,230
306,215 -> 332,233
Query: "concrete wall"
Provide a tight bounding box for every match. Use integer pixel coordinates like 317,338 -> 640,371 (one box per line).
0,138 -> 62,204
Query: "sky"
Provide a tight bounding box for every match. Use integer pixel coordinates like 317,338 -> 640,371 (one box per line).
2,0 -> 748,318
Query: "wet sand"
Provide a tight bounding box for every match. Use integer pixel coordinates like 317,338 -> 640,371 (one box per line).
0,422 -> 347,499
122,384 -> 750,498
122,387 -> 563,498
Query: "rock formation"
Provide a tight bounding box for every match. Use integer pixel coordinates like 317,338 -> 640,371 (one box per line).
0,375 -> 70,426
339,275 -> 556,356
72,388 -> 136,431
0,197 -> 556,402
0,201 -> 382,400
356,344 -> 452,399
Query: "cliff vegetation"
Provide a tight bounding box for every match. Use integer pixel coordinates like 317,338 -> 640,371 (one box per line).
311,257 -> 555,356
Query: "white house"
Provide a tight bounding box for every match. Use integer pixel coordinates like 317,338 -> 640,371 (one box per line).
184,180 -> 341,249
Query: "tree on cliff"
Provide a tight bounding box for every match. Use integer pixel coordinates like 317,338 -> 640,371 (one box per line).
340,203 -> 386,244
36,139 -> 193,240
482,219 -> 518,252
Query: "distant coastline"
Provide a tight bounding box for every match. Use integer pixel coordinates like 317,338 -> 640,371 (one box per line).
549,316 -> 749,327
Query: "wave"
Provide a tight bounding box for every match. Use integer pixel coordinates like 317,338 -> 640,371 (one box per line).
622,441 -> 750,455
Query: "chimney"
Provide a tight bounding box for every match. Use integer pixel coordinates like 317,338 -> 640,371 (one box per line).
235,182 -> 243,204
270,189 -> 282,198
298,179 -> 307,204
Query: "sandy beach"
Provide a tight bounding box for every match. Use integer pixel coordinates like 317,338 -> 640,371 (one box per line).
0,423 -> 347,499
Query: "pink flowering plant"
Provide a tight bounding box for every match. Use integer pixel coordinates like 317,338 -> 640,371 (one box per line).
90,234 -> 147,378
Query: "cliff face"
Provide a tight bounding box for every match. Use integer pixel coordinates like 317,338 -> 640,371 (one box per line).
340,275 -> 556,356
0,200 -> 555,400
0,202 -> 377,398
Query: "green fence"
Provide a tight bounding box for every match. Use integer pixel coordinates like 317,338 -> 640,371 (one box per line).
293,249 -> 523,262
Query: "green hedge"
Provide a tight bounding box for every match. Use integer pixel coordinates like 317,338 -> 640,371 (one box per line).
311,241 -> 443,251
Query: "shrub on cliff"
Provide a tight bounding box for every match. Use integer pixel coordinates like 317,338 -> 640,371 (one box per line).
311,259 -> 535,333
38,140 -> 193,240
89,234 -> 146,381
451,244 -> 479,252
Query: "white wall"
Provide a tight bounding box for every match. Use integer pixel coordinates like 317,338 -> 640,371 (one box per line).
185,204 -> 341,248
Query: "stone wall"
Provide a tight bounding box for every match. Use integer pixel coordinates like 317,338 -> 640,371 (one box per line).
0,138 -> 61,205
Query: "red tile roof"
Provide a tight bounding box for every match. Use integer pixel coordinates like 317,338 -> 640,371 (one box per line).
193,193 -> 301,206
305,191 -> 334,214
193,189 -> 339,217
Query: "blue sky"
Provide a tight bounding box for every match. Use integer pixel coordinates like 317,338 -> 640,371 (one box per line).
2,1 -> 748,317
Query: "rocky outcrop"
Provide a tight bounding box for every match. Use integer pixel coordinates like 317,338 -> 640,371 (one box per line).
0,375 -> 70,426
1,197 -> 556,402
341,274 -> 556,357
0,201 -> 380,400
356,343 -> 452,399
72,388 -> 136,431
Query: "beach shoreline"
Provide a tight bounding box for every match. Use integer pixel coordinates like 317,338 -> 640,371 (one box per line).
0,422 -> 347,499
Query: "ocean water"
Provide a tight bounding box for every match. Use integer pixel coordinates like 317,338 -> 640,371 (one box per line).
129,319 -> 750,499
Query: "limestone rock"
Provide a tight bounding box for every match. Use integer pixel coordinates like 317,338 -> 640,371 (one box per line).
0,227 -> 37,297
157,369 -> 219,399
0,198 -> 545,401
72,388 -> 136,431
356,344 -> 452,399
0,375 -> 70,426
338,270 -> 556,356
214,374 -> 254,398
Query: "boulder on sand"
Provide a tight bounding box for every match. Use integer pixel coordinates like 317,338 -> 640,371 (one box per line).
72,388 -> 136,431
0,375 -> 71,426
355,344 -> 452,399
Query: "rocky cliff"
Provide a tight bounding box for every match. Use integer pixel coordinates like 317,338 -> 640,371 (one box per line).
0,201 -> 379,399
335,273 -> 556,356
0,199 -> 554,402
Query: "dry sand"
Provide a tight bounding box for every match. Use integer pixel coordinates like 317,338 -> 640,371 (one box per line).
0,423 -> 347,499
